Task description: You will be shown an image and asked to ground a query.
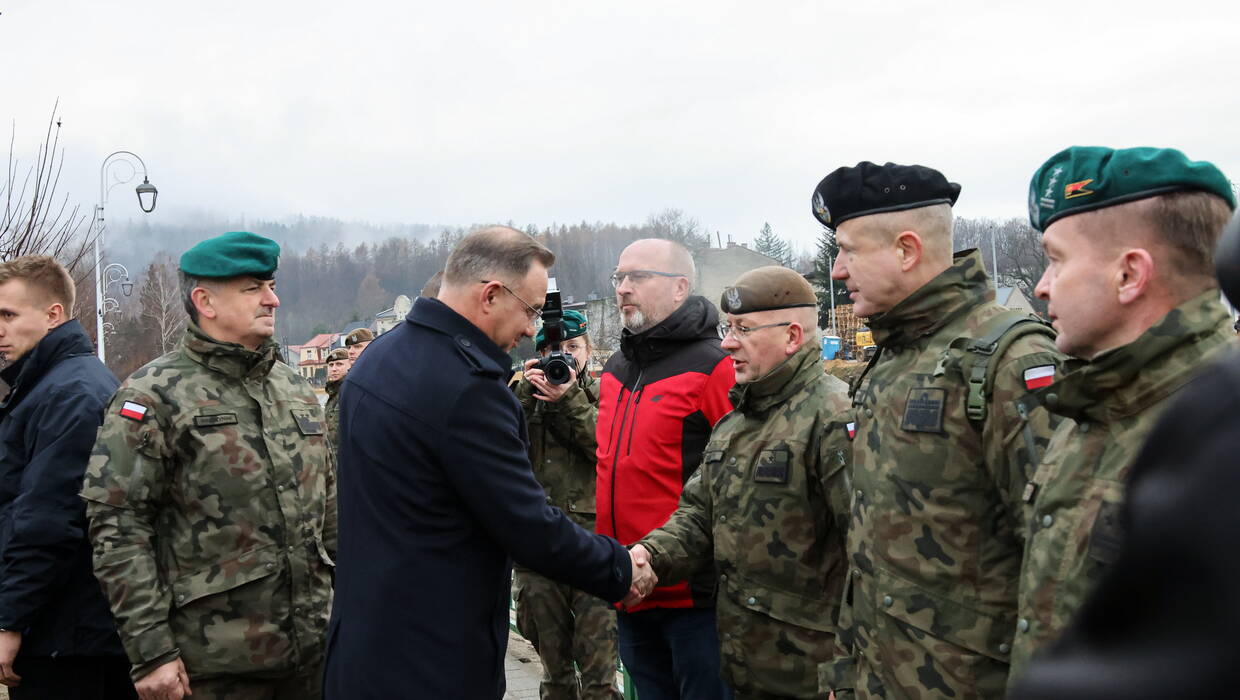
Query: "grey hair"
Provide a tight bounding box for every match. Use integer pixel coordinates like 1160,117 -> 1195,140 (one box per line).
443,226 -> 556,287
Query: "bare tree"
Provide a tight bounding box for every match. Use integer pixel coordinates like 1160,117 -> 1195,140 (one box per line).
139,254 -> 186,356
0,102 -> 98,309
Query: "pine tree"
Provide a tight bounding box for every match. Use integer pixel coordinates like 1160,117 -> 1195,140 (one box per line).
753,222 -> 791,265
813,227 -> 850,330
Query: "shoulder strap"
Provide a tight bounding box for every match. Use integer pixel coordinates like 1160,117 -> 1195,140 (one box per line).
959,309 -> 1055,423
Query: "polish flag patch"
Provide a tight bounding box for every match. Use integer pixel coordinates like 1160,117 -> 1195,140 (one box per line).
1023,366 -> 1056,391
119,401 -> 148,422
846,422 -> 856,440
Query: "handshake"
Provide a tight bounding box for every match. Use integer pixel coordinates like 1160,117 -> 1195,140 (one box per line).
624,544 -> 658,608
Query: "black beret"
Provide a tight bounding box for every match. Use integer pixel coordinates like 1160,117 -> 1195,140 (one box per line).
811,161 -> 961,229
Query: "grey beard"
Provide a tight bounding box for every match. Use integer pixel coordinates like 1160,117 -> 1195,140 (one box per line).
622,308 -> 652,334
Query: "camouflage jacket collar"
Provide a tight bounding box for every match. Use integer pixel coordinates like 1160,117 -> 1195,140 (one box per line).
325,377 -> 343,397
1039,290 -> 1231,422
728,341 -> 821,415
181,322 -> 279,381
869,249 -> 993,348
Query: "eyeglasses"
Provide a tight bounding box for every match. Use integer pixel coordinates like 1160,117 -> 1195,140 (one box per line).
480,280 -> 542,323
609,269 -> 687,288
717,321 -> 792,340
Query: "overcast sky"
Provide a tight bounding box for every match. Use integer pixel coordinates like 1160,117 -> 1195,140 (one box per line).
3,0 -> 1236,251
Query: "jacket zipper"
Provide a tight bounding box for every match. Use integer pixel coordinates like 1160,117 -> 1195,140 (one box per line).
608,368 -> 643,538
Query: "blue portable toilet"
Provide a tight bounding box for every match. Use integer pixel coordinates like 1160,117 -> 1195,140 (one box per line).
821,335 -> 841,361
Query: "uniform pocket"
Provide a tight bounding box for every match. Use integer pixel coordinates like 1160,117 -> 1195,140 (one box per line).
169,545 -> 289,676
870,565 -> 1012,698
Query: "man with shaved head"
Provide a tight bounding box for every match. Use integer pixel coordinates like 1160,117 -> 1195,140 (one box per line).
813,163 -> 1064,699
596,238 -> 736,699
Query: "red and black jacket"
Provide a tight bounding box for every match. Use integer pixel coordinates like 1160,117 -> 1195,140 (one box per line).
596,296 -> 735,611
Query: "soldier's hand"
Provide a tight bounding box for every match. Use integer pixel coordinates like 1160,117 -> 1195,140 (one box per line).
624,544 -> 658,607
136,657 -> 192,700
0,629 -> 21,687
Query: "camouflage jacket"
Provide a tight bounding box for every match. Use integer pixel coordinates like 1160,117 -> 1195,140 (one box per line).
1008,290 -> 1232,685
641,342 -> 852,698
514,371 -> 599,530
80,323 -> 337,681
324,377 -> 342,450
829,250 -> 1064,700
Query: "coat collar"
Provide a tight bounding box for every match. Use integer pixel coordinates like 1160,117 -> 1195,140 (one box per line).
619,296 -> 720,366
408,297 -> 515,380
869,249 -> 993,348
180,322 -> 280,381
0,319 -> 95,409
1037,290 -> 1232,422
728,341 -> 820,416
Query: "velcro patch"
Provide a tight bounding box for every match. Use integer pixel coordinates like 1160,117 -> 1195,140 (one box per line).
753,448 -> 790,483
1088,500 -> 1125,565
194,413 -> 238,428
1023,365 -> 1056,390
119,401 -> 148,422
846,422 -> 856,440
901,388 -> 946,434
291,408 -> 324,436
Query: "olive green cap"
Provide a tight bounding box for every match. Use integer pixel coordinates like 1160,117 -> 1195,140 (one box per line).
535,309 -> 588,351
721,266 -> 817,314
179,231 -> 280,280
326,348 -> 349,363
345,328 -> 375,346
1028,146 -> 1235,232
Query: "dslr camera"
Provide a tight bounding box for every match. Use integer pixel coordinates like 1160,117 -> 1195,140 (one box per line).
533,278 -> 576,385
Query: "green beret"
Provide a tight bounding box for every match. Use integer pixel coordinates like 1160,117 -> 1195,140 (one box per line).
345,328 -> 375,346
536,309 -> 588,351
721,266 -> 817,315
180,231 -> 280,280
1029,146 -> 1236,232
326,348 -> 350,363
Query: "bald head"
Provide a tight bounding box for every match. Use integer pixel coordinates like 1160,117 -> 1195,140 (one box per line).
614,238 -> 696,333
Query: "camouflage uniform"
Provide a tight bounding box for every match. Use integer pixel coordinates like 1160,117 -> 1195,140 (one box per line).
1008,290 -> 1233,685
80,322 -> 337,692
828,250 -> 1064,699
641,342 -> 852,699
324,376 -> 342,449
513,371 -> 621,700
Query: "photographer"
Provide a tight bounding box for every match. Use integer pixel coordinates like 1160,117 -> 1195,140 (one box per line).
514,307 -> 620,700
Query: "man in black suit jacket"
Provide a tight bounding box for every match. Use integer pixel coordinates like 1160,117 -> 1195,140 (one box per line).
324,226 -> 654,700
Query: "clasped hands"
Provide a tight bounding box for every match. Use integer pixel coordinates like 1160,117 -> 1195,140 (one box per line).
624,543 -> 658,608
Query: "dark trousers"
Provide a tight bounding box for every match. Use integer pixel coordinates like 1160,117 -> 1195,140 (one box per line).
616,607 -> 732,700
10,654 -> 136,700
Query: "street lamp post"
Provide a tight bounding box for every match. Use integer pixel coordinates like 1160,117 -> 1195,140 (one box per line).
95,151 -> 157,363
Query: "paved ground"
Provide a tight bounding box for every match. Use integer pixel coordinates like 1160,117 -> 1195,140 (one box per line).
504,629 -> 545,700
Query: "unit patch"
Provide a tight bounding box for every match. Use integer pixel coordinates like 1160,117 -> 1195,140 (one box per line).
753,448 -> 790,483
901,388 -> 946,433
1064,178 -> 1095,199
290,408 -> 324,436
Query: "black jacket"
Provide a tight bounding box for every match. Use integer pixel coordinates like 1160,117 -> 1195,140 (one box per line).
324,298 -> 632,700
1011,347 -> 1240,699
0,320 -> 123,658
